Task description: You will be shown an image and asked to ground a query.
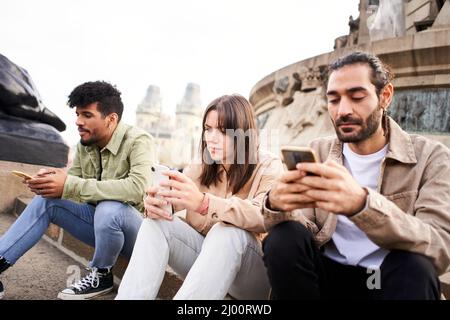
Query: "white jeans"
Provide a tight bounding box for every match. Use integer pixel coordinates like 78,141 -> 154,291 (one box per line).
115,216 -> 270,300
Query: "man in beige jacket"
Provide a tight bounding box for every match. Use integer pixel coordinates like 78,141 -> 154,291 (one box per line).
262,51 -> 450,300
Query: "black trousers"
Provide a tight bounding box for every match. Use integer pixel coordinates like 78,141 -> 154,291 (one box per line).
262,221 -> 441,300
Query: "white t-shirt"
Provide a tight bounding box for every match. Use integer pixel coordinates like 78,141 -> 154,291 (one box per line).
323,143 -> 390,268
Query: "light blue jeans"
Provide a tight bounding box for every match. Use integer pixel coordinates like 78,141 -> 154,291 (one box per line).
0,196 -> 143,269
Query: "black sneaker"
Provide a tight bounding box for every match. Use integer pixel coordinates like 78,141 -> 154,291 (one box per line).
0,280 -> 4,299
57,267 -> 113,300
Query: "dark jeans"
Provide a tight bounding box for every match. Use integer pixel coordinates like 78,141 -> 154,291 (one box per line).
263,221 -> 441,300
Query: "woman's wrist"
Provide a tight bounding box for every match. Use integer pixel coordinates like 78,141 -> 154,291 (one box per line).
196,192 -> 210,215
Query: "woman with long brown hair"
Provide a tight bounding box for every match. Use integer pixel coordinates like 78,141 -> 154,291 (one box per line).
116,94 -> 282,299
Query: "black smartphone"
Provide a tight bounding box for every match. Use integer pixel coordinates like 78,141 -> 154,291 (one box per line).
281,146 -> 318,173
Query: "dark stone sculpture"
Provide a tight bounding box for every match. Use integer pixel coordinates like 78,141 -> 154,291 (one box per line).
0,53 -> 68,167
0,53 -> 65,131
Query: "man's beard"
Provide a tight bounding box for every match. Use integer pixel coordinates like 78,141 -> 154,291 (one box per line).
80,138 -> 94,146
80,135 -> 100,146
333,104 -> 383,143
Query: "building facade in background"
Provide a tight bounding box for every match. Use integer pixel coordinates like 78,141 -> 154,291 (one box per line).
136,83 -> 203,169
250,0 -> 450,153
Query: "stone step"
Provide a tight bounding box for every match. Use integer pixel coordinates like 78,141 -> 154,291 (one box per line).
440,273 -> 450,300
0,212 -> 99,299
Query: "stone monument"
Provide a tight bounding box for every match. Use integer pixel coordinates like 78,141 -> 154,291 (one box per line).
368,0 -> 406,41
250,0 -> 450,155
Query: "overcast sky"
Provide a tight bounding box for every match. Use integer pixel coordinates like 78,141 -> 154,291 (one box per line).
1,0 -> 359,145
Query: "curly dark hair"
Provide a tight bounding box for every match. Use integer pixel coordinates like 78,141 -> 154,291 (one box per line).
67,81 -> 123,120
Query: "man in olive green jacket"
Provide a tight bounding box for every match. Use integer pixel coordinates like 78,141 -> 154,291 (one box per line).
263,52 -> 450,300
0,81 -> 155,300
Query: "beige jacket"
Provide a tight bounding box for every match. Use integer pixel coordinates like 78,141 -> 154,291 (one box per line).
183,150 -> 283,236
263,118 -> 450,275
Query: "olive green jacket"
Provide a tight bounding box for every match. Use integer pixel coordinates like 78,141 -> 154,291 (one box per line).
62,122 -> 156,213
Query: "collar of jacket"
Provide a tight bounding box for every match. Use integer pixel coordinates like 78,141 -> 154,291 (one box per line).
84,121 -> 127,156
326,117 -> 417,165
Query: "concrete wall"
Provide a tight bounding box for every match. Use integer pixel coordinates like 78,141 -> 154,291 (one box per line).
0,160 -> 45,215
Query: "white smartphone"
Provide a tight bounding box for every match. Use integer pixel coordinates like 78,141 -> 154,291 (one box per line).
151,164 -> 173,215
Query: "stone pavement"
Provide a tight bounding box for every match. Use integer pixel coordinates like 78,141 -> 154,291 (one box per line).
0,212 -> 116,300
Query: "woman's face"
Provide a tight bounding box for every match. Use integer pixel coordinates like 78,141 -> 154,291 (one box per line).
203,110 -> 234,164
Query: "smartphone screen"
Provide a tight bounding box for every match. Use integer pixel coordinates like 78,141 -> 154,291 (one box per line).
281,147 -> 318,174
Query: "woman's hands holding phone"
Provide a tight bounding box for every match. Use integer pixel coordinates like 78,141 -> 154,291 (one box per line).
157,171 -> 204,212
143,186 -> 173,220
144,170 -> 205,220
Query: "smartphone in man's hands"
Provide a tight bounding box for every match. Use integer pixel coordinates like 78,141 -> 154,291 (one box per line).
11,170 -> 33,180
151,164 -> 173,215
281,146 -> 318,175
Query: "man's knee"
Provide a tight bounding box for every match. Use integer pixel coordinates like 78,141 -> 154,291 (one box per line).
27,196 -> 64,220
381,250 -> 440,299
383,250 -> 438,282
263,221 -> 314,259
94,201 -> 128,227
30,195 -> 58,208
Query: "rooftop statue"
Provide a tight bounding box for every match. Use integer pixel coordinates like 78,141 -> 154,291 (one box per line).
368,0 -> 406,41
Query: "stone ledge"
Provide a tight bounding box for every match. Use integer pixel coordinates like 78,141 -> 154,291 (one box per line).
0,160 -> 39,215
439,273 -> 450,299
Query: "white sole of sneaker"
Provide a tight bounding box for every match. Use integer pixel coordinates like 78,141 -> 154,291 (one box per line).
57,286 -> 114,300
0,291 -> 4,299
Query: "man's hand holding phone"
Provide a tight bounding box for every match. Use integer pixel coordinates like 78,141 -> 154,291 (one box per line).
269,146 -> 367,216
25,168 -> 67,198
267,146 -> 319,211
268,168 -> 317,212
294,160 -> 368,216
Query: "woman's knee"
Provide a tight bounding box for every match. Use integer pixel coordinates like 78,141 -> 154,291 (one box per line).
152,216 -> 182,239
206,223 -> 250,242
202,223 -> 255,253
